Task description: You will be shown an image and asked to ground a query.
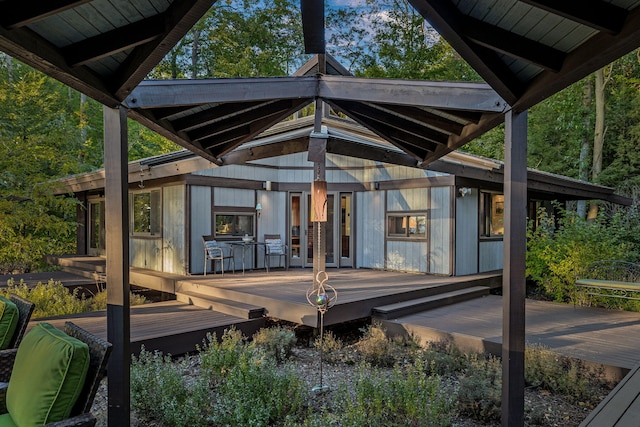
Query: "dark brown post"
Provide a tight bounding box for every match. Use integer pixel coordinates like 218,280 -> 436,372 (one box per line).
308,99 -> 327,292
502,109 -> 528,426
104,105 -> 131,426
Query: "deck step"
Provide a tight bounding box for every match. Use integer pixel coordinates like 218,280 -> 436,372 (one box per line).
176,291 -> 265,319
371,286 -> 490,320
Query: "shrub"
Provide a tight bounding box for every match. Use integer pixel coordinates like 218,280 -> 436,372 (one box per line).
3,279 -> 89,318
252,325 -> 296,364
211,352 -> 307,426
131,348 -> 211,427
313,330 -> 343,363
525,344 -> 604,404
356,322 -> 395,367
526,207 -> 633,303
416,339 -> 473,376
199,327 -> 245,381
88,289 -> 147,311
457,354 -> 502,423
335,360 -> 454,426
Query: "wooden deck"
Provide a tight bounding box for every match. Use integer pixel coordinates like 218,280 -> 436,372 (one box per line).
381,295 -> 640,381
34,301 -> 265,356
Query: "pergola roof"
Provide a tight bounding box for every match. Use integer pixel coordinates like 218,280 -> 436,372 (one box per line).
2,0 -> 640,167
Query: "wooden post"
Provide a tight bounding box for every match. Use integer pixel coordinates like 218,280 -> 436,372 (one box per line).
502,109 -> 528,427
308,99 -> 327,290
104,105 -> 131,426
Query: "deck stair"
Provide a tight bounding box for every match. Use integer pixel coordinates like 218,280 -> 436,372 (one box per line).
372,286 -> 490,320
176,290 -> 265,319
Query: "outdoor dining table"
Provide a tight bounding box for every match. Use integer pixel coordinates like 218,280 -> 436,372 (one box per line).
229,240 -> 264,275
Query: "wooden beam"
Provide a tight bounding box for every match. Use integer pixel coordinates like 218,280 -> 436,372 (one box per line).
62,15 -> 164,67
319,75 -> 507,112
171,101 -> 269,132
520,0 -> 627,35
326,138 -> 419,168
0,0 -> 90,28
513,6 -> 640,112
103,105 -> 130,426
408,0 -> 525,105
463,16 -> 566,72
112,0 -> 215,100
300,0 -> 325,54
502,109 -> 528,427
125,76 -> 318,108
373,103 -> 466,135
221,138 -> 310,165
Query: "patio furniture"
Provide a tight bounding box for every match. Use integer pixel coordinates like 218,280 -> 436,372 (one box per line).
0,321 -> 112,427
575,260 -> 640,301
0,295 -> 34,353
263,234 -> 287,273
230,239 -> 260,275
203,236 -> 234,276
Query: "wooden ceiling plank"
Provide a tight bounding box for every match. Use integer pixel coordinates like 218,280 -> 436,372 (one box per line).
207,98 -> 311,158
520,0 -> 627,35
326,138 -> 420,168
319,75 -> 507,112
367,103 -> 465,135
0,0 -> 91,28
153,106 -> 199,121
0,26 -> 119,106
463,16 -> 566,72
408,0 -> 524,105
189,99 -> 304,141
125,76 -> 318,108
171,101 -> 271,132
513,5 -> 640,112
112,0 -> 215,100
337,100 -> 449,145
62,14 -> 164,67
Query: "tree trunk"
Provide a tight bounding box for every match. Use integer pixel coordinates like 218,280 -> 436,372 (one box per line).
79,93 -> 87,163
577,76 -> 593,218
191,29 -> 201,79
588,67 -> 608,220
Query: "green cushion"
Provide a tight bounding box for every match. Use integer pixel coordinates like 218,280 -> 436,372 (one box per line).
0,298 -> 18,350
0,413 -> 17,427
6,323 -> 89,426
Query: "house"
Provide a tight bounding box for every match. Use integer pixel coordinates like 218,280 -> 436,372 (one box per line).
55,113 -> 627,279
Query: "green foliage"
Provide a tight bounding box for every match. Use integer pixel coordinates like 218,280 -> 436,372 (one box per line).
131,348 -> 212,427
199,327 -> 245,380
526,206 -> 636,303
457,355 -> 502,423
88,290 -> 147,311
251,325 -> 297,364
417,339 -> 473,376
525,345 -> 605,404
335,361 -> 454,427
313,330 -> 343,363
356,322 -> 396,367
2,279 -> 89,318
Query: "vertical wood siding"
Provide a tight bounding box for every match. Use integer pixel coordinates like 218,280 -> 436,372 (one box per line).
190,186 -> 212,274
387,240 -> 427,272
162,185 -> 186,275
479,240 -> 504,271
214,187 -> 254,207
356,191 -> 385,269
254,191 -> 287,268
430,187 -> 452,275
455,188 -> 479,275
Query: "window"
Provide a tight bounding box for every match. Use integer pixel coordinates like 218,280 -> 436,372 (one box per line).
215,213 -> 255,238
130,190 -> 161,235
387,213 -> 427,238
480,192 -> 504,238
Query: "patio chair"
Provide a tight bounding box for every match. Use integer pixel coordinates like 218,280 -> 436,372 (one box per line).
263,234 -> 287,272
0,321 -> 112,427
6,294 -> 35,350
203,236 -> 234,276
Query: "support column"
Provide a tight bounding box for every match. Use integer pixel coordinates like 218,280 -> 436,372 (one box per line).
502,109 -> 528,427
104,105 -> 131,426
308,98 -> 327,292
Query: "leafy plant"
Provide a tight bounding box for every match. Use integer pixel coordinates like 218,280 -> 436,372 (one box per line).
356,322 -> 396,367
313,330 -> 343,363
457,354 -> 502,423
252,325 -> 297,364
2,279 -> 89,318
199,327 -> 245,381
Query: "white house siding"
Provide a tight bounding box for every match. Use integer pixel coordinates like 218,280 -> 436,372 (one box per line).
479,240 -> 503,271
255,190 -> 287,268
130,238 -> 162,271
430,187 -> 452,275
213,187 -> 254,208
190,186 -> 212,275
387,188 -> 426,211
356,191 -> 385,269
387,240 -> 427,272
455,188 -> 479,275
162,185 -> 187,274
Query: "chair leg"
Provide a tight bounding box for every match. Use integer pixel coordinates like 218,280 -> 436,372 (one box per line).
204,255 -> 207,276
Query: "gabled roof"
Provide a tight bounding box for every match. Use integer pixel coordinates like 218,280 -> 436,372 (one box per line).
2,1 -> 640,166
55,114 -> 630,205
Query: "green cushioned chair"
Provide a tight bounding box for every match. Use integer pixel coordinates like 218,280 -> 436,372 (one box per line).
0,298 -> 18,351
0,295 -> 35,385
0,322 -> 111,427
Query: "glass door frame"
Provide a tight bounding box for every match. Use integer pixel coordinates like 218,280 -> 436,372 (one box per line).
87,197 -> 106,256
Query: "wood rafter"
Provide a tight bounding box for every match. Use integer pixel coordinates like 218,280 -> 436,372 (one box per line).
520,0 -> 627,35
62,15 -> 165,67
365,103 -> 464,135
408,0 -> 525,105
0,0 -> 90,28
171,101 -> 272,133
463,16 -> 566,72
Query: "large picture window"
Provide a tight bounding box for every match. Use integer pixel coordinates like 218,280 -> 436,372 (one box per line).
215,213 -> 255,238
480,192 -> 504,238
130,190 -> 161,235
387,213 -> 427,239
